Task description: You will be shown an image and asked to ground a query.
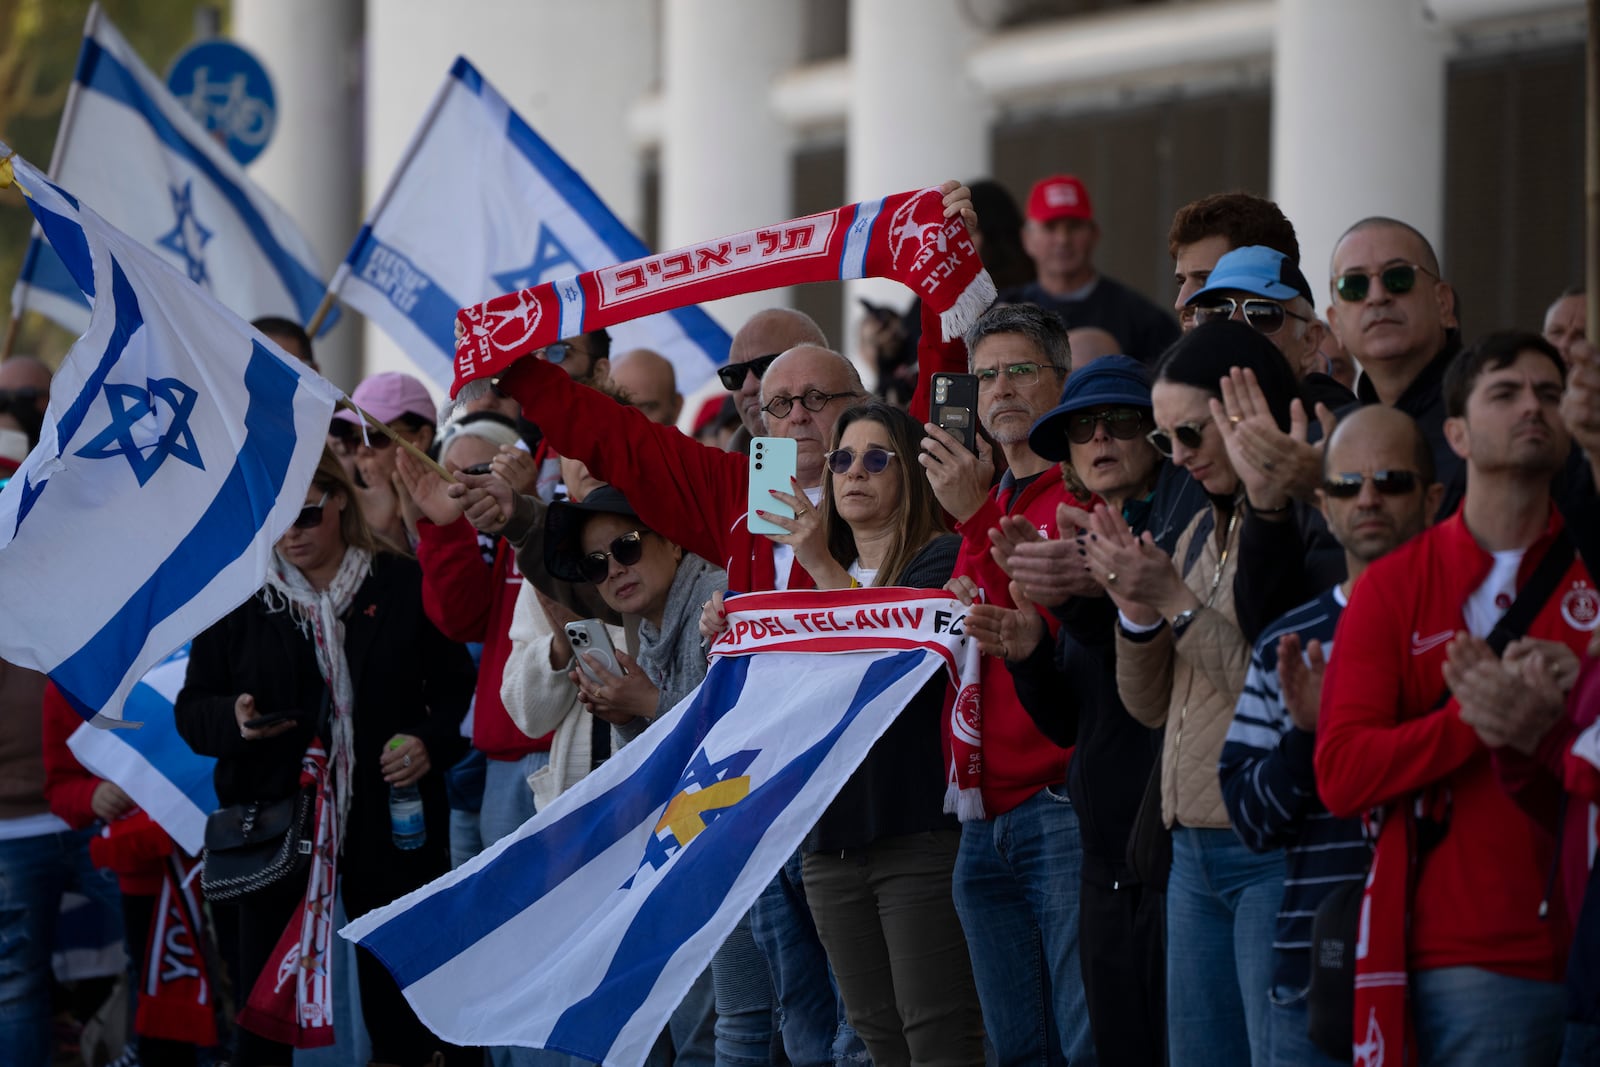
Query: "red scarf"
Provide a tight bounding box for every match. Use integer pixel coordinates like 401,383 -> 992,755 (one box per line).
136,854 -> 218,1045
236,743 -> 338,1049
451,186 -> 995,397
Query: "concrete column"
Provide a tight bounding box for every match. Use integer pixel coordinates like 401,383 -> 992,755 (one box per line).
232,0 -> 364,389
1271,0 -> 1448,301
845,0 -> 990,374
661,0 -> 803,331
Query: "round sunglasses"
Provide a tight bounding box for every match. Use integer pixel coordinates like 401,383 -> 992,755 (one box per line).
1146,417 -> 1213,458
1063,407 -> 1148,445
1321,470 -> 1420,499
1333,263 -> 1435,303
1191,297 -> 1309,336
825,447 -> 896,475
579,530 -> 647,584
292,492 -> 330,529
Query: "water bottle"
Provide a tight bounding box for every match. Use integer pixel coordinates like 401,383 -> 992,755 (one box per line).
387,739 -> 425,850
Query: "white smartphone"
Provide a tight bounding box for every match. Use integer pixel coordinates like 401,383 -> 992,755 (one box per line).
565,619 -> 623,682
747,436 -> 798,537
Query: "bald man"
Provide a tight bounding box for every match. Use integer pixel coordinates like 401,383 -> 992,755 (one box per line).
717,308 -> 828,436
610,348 -> 683,426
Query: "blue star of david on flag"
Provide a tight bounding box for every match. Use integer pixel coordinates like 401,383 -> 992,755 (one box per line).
74,377 -> 205,487
155,180 -> 213,286
493,224 -> 581,294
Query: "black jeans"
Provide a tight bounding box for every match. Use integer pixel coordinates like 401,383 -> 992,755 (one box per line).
1079,870 -> 1167,1067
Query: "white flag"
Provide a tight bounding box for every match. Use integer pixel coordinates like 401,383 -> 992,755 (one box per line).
0,146 -> 343,724
330,57 -> 729,392
9,4 -> 335,336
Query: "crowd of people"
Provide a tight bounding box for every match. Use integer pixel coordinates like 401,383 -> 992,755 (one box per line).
3,169 -> 1600,1067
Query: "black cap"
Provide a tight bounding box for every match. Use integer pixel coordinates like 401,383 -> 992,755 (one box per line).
543,485 -> 640,583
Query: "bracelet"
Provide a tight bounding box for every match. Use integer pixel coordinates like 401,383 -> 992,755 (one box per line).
1249,500 -> 1293,516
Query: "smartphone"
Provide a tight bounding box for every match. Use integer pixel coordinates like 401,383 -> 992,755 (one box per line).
930,373 -> 980,454
245,710 -> 302,731
565,619 -> 624,683
461,462 -> 493,476
747,436 -> 798,537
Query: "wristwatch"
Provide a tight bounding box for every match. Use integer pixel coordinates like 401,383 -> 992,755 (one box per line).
1169,608 -> 1199,637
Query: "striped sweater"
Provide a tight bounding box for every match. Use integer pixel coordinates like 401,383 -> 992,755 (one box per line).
1218,586 -> 1370,992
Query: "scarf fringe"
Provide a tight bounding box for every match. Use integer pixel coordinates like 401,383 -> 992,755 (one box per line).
944,783 -> 986,823
939,270 -> 997,342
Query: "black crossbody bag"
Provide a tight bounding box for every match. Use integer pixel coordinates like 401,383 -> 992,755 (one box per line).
1306,531 -> 1575,1058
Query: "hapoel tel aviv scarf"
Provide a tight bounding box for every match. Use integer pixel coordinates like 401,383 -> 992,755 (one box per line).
136,852 -> 219,1045
236,742 -> 338,1048
450,186 -> 996,397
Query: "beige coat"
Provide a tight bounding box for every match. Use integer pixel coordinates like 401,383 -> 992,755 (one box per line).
1115,506 -> 1250,830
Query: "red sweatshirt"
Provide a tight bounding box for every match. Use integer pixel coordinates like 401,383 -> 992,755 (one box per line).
416,516 -> 549,759
1317,506 -> 1592,981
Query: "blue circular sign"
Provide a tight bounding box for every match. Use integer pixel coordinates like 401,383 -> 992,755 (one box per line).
167,40 -> 276,167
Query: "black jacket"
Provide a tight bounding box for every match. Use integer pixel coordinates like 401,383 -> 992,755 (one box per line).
176,553 -> 474,896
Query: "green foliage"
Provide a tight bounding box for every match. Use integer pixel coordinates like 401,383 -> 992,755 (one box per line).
0,0 -> 223,363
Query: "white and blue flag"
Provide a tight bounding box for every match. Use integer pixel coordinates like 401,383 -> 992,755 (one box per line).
343,588 -> 979,1066
0,146 -> 343,725
329,57 -> 729,392
9,5 -> 336,336
67,645 -> 217,856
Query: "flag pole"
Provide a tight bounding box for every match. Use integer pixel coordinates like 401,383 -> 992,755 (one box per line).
0,316 -> 19,363
304,288 -> 339,340
335,398 -> 456,482
1588,0 -> 1598,340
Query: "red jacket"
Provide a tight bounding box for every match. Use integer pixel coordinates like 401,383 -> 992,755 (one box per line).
41,684 -> 166,894
417,516 -> 549,759
950,471 -> 1085,815
1317,506 -> 1592,981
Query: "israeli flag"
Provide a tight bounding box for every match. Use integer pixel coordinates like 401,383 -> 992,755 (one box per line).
0,146 -> 343,725
343,641 -> 949,1064
329,57 -> 728,392
9,5 -> 335,336
67,645 -> 217,856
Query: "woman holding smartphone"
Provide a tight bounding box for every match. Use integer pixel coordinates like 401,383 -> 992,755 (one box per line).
704,400 -> 985,1067
175,449 -> 474,1067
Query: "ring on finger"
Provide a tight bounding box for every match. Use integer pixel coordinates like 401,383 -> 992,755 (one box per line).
1107,571 -> 1118,584
402,754 -> 413,768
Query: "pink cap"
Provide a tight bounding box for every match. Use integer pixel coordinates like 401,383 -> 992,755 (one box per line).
333,371 -> 435,427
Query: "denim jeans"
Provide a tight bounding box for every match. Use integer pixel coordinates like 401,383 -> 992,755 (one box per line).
711,910 -> 775,1066
749,850 -> 866,1066
645,964 -> 717,1067
1412,966 -> 1565,1066
1267,984 -> 1349,1067
0,827 -> 118,1067
1164,827 -> 1283,1067
952,786 -> 1093,1067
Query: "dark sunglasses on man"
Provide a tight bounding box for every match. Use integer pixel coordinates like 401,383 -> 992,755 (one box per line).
716,353 -> 782,391
1063,407 -> 1149,445
1333,263 -> 1436,303
1321,470 -> 1420,499
1191,298 -> 1309,337
579,530 -> 648,583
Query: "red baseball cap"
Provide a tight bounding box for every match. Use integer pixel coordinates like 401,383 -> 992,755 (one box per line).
1027,174 -> 1094,224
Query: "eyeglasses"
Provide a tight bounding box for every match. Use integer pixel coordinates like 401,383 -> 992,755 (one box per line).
761,389 -> 858,419
293,493 -> 330,529
974,362 -> 1063,391
716,353 -> 781,391
1333,263 -> 1435,303
1191,298 -> 1309,336
825,447 -> 896,475
579,530 -> 647,583
1321,470 -> 1420,499
1146,417 -> 1213,457
534,341 -> 590,365
1064,407 -> 1148,445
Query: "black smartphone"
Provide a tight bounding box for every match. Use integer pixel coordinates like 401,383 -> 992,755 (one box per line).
462,462 -> 493,476
930,373 -> 980,454
245,710 -> 302,731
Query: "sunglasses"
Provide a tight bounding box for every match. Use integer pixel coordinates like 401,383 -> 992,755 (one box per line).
717,353 -> 782,391
535,341 -> 589,365
1146,417 -> 1213,458
1064,407 -> 1148,445
579,530 -> 647,584
1191,298 -> 1309,336
1322,470 -> 1420,499
1333,263 -> 1434,303
293,492 -> 330,529
825,447 -> 896,475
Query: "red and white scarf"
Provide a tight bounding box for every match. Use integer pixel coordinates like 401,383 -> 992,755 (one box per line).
236,743 -> 339,1048
137,853 -> 218,1045
451,186 -> 995,397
